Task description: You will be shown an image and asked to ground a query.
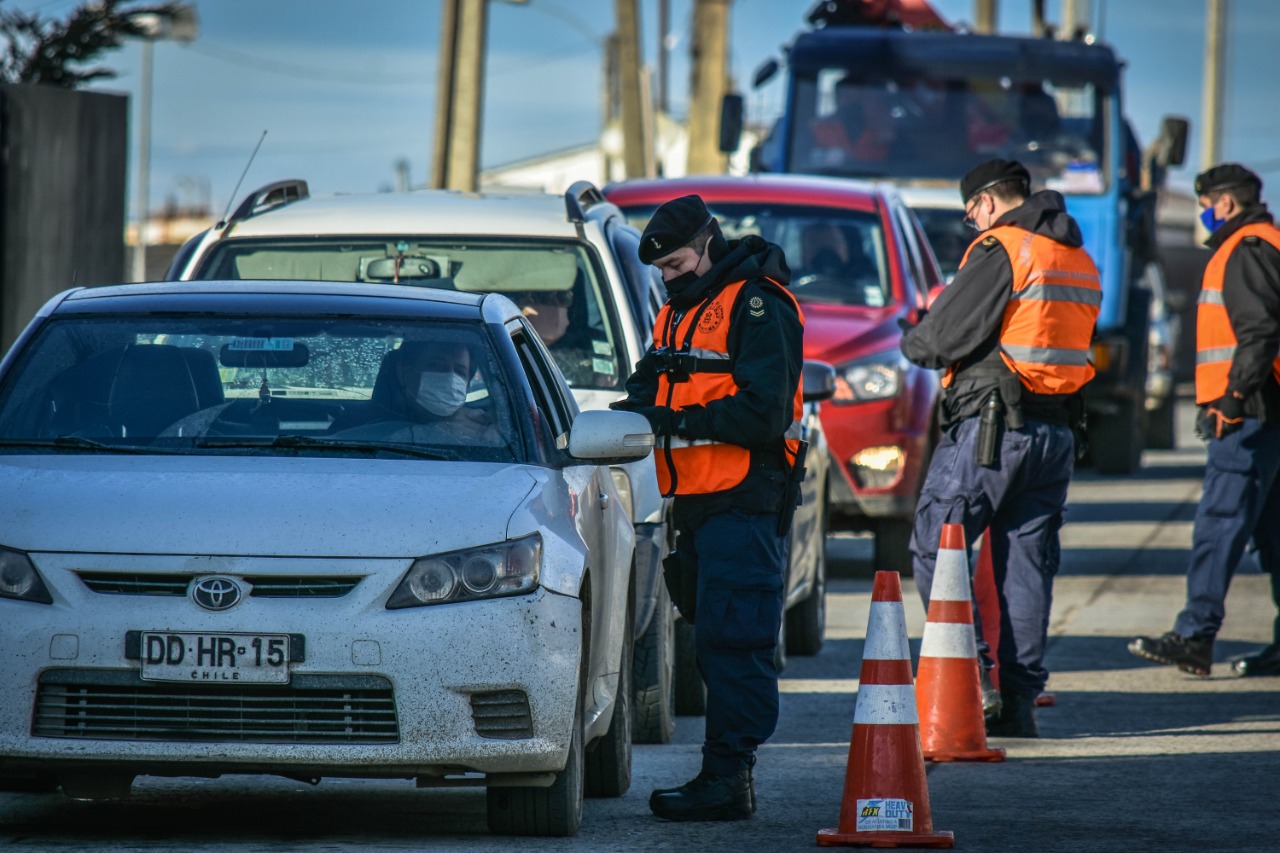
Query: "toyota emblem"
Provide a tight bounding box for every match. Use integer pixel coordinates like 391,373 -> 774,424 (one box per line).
191,576 -> 243,611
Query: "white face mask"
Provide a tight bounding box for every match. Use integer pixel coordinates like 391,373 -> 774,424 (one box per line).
415,371 -> 468,417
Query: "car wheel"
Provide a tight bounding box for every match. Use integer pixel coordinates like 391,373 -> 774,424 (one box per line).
786,509 -> 827,656
1144,393 -> 1176,450
631,582 -> 676,744
586,588 -> 633,797
873,517 -> 914,575
486,612 -> 586,837
673,616 -> 706,716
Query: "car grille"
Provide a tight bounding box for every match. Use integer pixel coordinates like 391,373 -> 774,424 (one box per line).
469,690 -> 533,739
75,572 -> 362,598
33,670 -> 398,743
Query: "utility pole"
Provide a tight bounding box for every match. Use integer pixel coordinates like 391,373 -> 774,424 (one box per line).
687,0 -> 731,175
657,0 -> 670,114
615,0 -> 652,177
974,0 -> 998,33
431,0 -> 489,191
1198,0 -> 1227,236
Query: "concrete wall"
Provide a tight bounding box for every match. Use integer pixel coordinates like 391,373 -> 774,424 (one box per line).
1,84 -> 127,354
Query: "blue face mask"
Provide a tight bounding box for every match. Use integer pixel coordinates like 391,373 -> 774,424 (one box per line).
1200,206 -> 1226,233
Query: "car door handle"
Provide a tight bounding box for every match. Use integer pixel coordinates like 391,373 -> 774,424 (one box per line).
599,492 -> 609,510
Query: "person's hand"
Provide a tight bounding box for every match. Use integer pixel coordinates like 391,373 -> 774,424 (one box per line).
630,405 -> 678,436
896,317 -> 915,333
450,406 -> 494,441
1198,392 -> 1245,440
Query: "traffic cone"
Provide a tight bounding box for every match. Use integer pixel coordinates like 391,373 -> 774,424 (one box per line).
816,571 -> 954,849
916,524 -> 1006,762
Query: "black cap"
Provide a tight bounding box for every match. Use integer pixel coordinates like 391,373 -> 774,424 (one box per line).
638,195 -> 714,264
960,158 -> 1031,204
1195,163 -> 1262,196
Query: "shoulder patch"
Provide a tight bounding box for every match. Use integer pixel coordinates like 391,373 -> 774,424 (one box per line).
748,294 -> 766,319
1243,235 -> 1261,245
982,236 -> 999,247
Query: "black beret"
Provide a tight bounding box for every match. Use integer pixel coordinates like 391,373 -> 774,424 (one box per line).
1195,163 -> 1262,196
960,158 -> 1031,204
639,195 -> 714,264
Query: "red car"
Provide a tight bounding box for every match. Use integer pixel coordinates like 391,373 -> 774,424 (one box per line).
606,175 -> 945,570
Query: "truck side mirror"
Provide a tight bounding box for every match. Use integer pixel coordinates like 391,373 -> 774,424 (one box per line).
752,58 -> 780,89
1157,116 -> 1189,168
719,93 -> 744,154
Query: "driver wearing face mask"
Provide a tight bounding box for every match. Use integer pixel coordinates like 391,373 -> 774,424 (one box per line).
329,340 -> 495,443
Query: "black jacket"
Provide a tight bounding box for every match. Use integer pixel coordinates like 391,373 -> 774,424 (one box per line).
1206,203 -> 1280,421
900,190 -> 1088,427
619,234 -> 804,523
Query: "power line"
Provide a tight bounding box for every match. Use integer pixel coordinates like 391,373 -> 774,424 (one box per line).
185,42 -> 425,86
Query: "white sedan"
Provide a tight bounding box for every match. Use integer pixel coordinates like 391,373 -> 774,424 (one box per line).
0,280 -> 653,837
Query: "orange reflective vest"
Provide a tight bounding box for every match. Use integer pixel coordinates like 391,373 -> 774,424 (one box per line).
652,280 -> 805,497
1195,222 -> 1280,404
944,225 -> 1101,395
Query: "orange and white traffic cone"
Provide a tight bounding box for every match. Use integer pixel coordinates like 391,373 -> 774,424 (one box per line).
916,524 -> 1006,762
816,571 -> 954,849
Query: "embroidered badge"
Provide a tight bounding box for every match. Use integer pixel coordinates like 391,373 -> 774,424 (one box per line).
982,236 -> 998,247
698,303 -> 725,333
648,237 -> 663,252
749,295 -> 765,318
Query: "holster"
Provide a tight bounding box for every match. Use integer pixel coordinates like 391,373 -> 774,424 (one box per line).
1067,394 -> 1089,461
662,549 -> 698,624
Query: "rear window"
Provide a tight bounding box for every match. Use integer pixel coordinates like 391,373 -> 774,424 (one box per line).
621,203 -> 890,308
0,314 -> 524,463
193,237 -> 626,390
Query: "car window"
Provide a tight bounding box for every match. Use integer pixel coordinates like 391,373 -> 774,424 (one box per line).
605,219 -> 663,340
193,237 -> 627,391
910,206 -> 971,283
0,315 -> 523,463
620,202 -> 890,308
511,327 -> 573,452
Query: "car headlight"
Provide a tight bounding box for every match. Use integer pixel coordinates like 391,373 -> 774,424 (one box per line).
0,546 -> 53,604
609,468 -> 634,521
386,534 -> 541,609
832,351 -> 907,404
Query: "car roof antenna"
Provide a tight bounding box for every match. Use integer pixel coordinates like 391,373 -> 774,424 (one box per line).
217,130 -> 269,228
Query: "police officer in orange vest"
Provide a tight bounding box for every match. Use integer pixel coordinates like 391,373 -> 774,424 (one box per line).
900,159 -> 1101,737
611,194 -> 804,821
1130,163 -> 1280,678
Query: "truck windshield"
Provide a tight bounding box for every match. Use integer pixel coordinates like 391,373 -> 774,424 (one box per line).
789,69 -> 1108,194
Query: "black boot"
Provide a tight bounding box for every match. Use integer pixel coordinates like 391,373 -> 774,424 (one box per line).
1228,642 -> 1280,677
1128,631 -> 1213,676
649,769 -> 753,821
979,668 -> 1002,721
985,685 -> 1039,738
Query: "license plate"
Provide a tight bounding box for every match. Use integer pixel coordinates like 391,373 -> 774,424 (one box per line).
140,632 -> 291,684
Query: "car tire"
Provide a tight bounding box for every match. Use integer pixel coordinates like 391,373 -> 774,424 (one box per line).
1144,393 -> 1176,450
673,616 -> 706,716
786,512 -> 827,656
486,610 -> 586,837
586,588 -> 633,797
873,517 -> 914,575
631,582 -> 676,744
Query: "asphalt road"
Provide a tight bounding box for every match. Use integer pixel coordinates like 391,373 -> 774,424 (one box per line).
2,398 -> 1277,852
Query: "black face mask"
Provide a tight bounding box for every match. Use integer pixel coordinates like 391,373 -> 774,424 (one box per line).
665,270 -> 699,295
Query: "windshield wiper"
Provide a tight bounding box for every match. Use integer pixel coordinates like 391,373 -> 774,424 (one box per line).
196,434 -> 453,461
0,436 -> 158,454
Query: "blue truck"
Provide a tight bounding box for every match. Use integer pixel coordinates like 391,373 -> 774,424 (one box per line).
722,2 -> 1188,472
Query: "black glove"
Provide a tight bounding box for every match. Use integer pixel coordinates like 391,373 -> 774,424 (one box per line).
675,404 -> 708,440
631,405 -> 678,436
1198,391 -> 1246,440
897,316 -> 916,333
608,398 -> 641,412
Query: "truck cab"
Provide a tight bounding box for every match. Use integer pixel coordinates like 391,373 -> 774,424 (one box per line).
737,19 -> 1187,472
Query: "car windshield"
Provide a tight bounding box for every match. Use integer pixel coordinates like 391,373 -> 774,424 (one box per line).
0,314 -> 524,463
623,203 -> 890,308
790,69 -> 1108,194
193,237 -> 626,391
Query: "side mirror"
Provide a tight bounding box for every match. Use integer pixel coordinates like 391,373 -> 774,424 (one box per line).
568,410 -> 654,464
1157,115 -> 1189,168
752,58 -> 780,89
719,93 -> 744,154
802,360 -> 837,402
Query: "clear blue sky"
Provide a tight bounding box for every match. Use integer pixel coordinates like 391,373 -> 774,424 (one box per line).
12,1 -> 1278,215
